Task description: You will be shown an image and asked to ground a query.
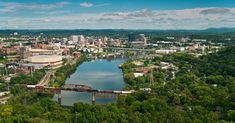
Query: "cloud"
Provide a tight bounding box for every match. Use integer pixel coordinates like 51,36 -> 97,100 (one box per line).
0,2 -> 70,12
80,2 -> 93,8
200,8 -> 231,15
79,2 -> 110,8
127,9 -> 157,17
33,10 -> 71,15
1,7 -> 235,29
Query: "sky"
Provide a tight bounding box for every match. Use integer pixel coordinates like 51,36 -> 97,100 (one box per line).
0,0 -> 235,29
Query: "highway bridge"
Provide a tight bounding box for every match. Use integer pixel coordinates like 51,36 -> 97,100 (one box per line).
104,47 -> 155,52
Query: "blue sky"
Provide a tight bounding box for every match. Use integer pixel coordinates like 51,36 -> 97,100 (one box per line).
0,0 -> 235,29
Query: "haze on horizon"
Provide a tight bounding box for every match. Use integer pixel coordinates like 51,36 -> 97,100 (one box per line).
0,0 -> 234,30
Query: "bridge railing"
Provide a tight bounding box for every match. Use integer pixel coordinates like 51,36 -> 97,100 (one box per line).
61,84 -> 92,91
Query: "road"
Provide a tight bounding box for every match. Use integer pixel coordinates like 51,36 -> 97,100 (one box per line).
104,47 -> 155,52
0,95 -> 12,104
37,70 -> 55,86
36,57 -> 78,86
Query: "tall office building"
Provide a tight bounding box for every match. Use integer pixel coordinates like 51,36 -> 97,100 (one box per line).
61,38 -> 68,45
69,35 -> 79,43
129,34 -> 147,48
128,33 -> 136,43
78,35 -> 86,47
19,47 -> 30,59
137,34 -> 147,45
69,35 -> 86,46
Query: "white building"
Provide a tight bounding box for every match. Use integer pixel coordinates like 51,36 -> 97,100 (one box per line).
160,62 -> 175,70
133,73 -> 144,78
78,35 -> 86,47
69,35 -> 87,46
27,55 -> 63,69
69,35 -> 79,43
155,50 -> 177,54
192,39 -> 207,42
29,48 -> 62,55
61,38 -> 68,45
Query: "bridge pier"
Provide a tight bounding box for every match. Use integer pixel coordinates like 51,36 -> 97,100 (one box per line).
92,92 -> 95,105
58,94 -> 62,105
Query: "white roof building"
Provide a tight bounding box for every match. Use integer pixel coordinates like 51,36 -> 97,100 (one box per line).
27,55 -> 63,69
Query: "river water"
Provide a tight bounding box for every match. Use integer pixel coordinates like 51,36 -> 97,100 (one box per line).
53,59 -> 126,106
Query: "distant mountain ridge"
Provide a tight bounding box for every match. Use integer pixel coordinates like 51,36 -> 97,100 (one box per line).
203,27 -> 235,32
1,27 -> 235,34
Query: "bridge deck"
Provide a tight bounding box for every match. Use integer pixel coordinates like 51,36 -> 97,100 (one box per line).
27,84 -> 134,95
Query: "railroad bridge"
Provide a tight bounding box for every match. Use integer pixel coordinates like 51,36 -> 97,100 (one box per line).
26,84 -> 134,105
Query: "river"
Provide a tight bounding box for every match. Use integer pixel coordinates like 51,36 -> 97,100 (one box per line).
53,59 -> 126,106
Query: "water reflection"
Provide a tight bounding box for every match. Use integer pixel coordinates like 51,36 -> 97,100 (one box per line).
53,59 -> 126,106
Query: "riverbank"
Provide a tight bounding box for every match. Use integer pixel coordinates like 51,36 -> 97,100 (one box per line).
120,59 -> 154,90
120,60 -> 139,89
50,55 -> 87,87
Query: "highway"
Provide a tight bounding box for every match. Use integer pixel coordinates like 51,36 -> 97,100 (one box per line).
104,47 -> 155,52
37,70 -> 55,86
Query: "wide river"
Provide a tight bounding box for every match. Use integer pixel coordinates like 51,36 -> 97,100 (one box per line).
53,59 -> 126,106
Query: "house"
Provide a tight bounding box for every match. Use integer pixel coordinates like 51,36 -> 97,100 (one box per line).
135,67 -> 150,73
133,73 -> 144,78
132,61 -> 144,66
160,62 -> 174,70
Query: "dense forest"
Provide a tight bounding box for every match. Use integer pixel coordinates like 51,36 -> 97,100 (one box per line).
122,46 -> 235,122
0,46 -> 235,122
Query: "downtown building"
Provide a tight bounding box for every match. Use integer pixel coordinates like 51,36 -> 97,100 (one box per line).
69,35 -> 86,47
128,33 -> 148,48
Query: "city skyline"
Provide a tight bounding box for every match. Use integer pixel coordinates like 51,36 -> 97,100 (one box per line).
0,0 -> 235,29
